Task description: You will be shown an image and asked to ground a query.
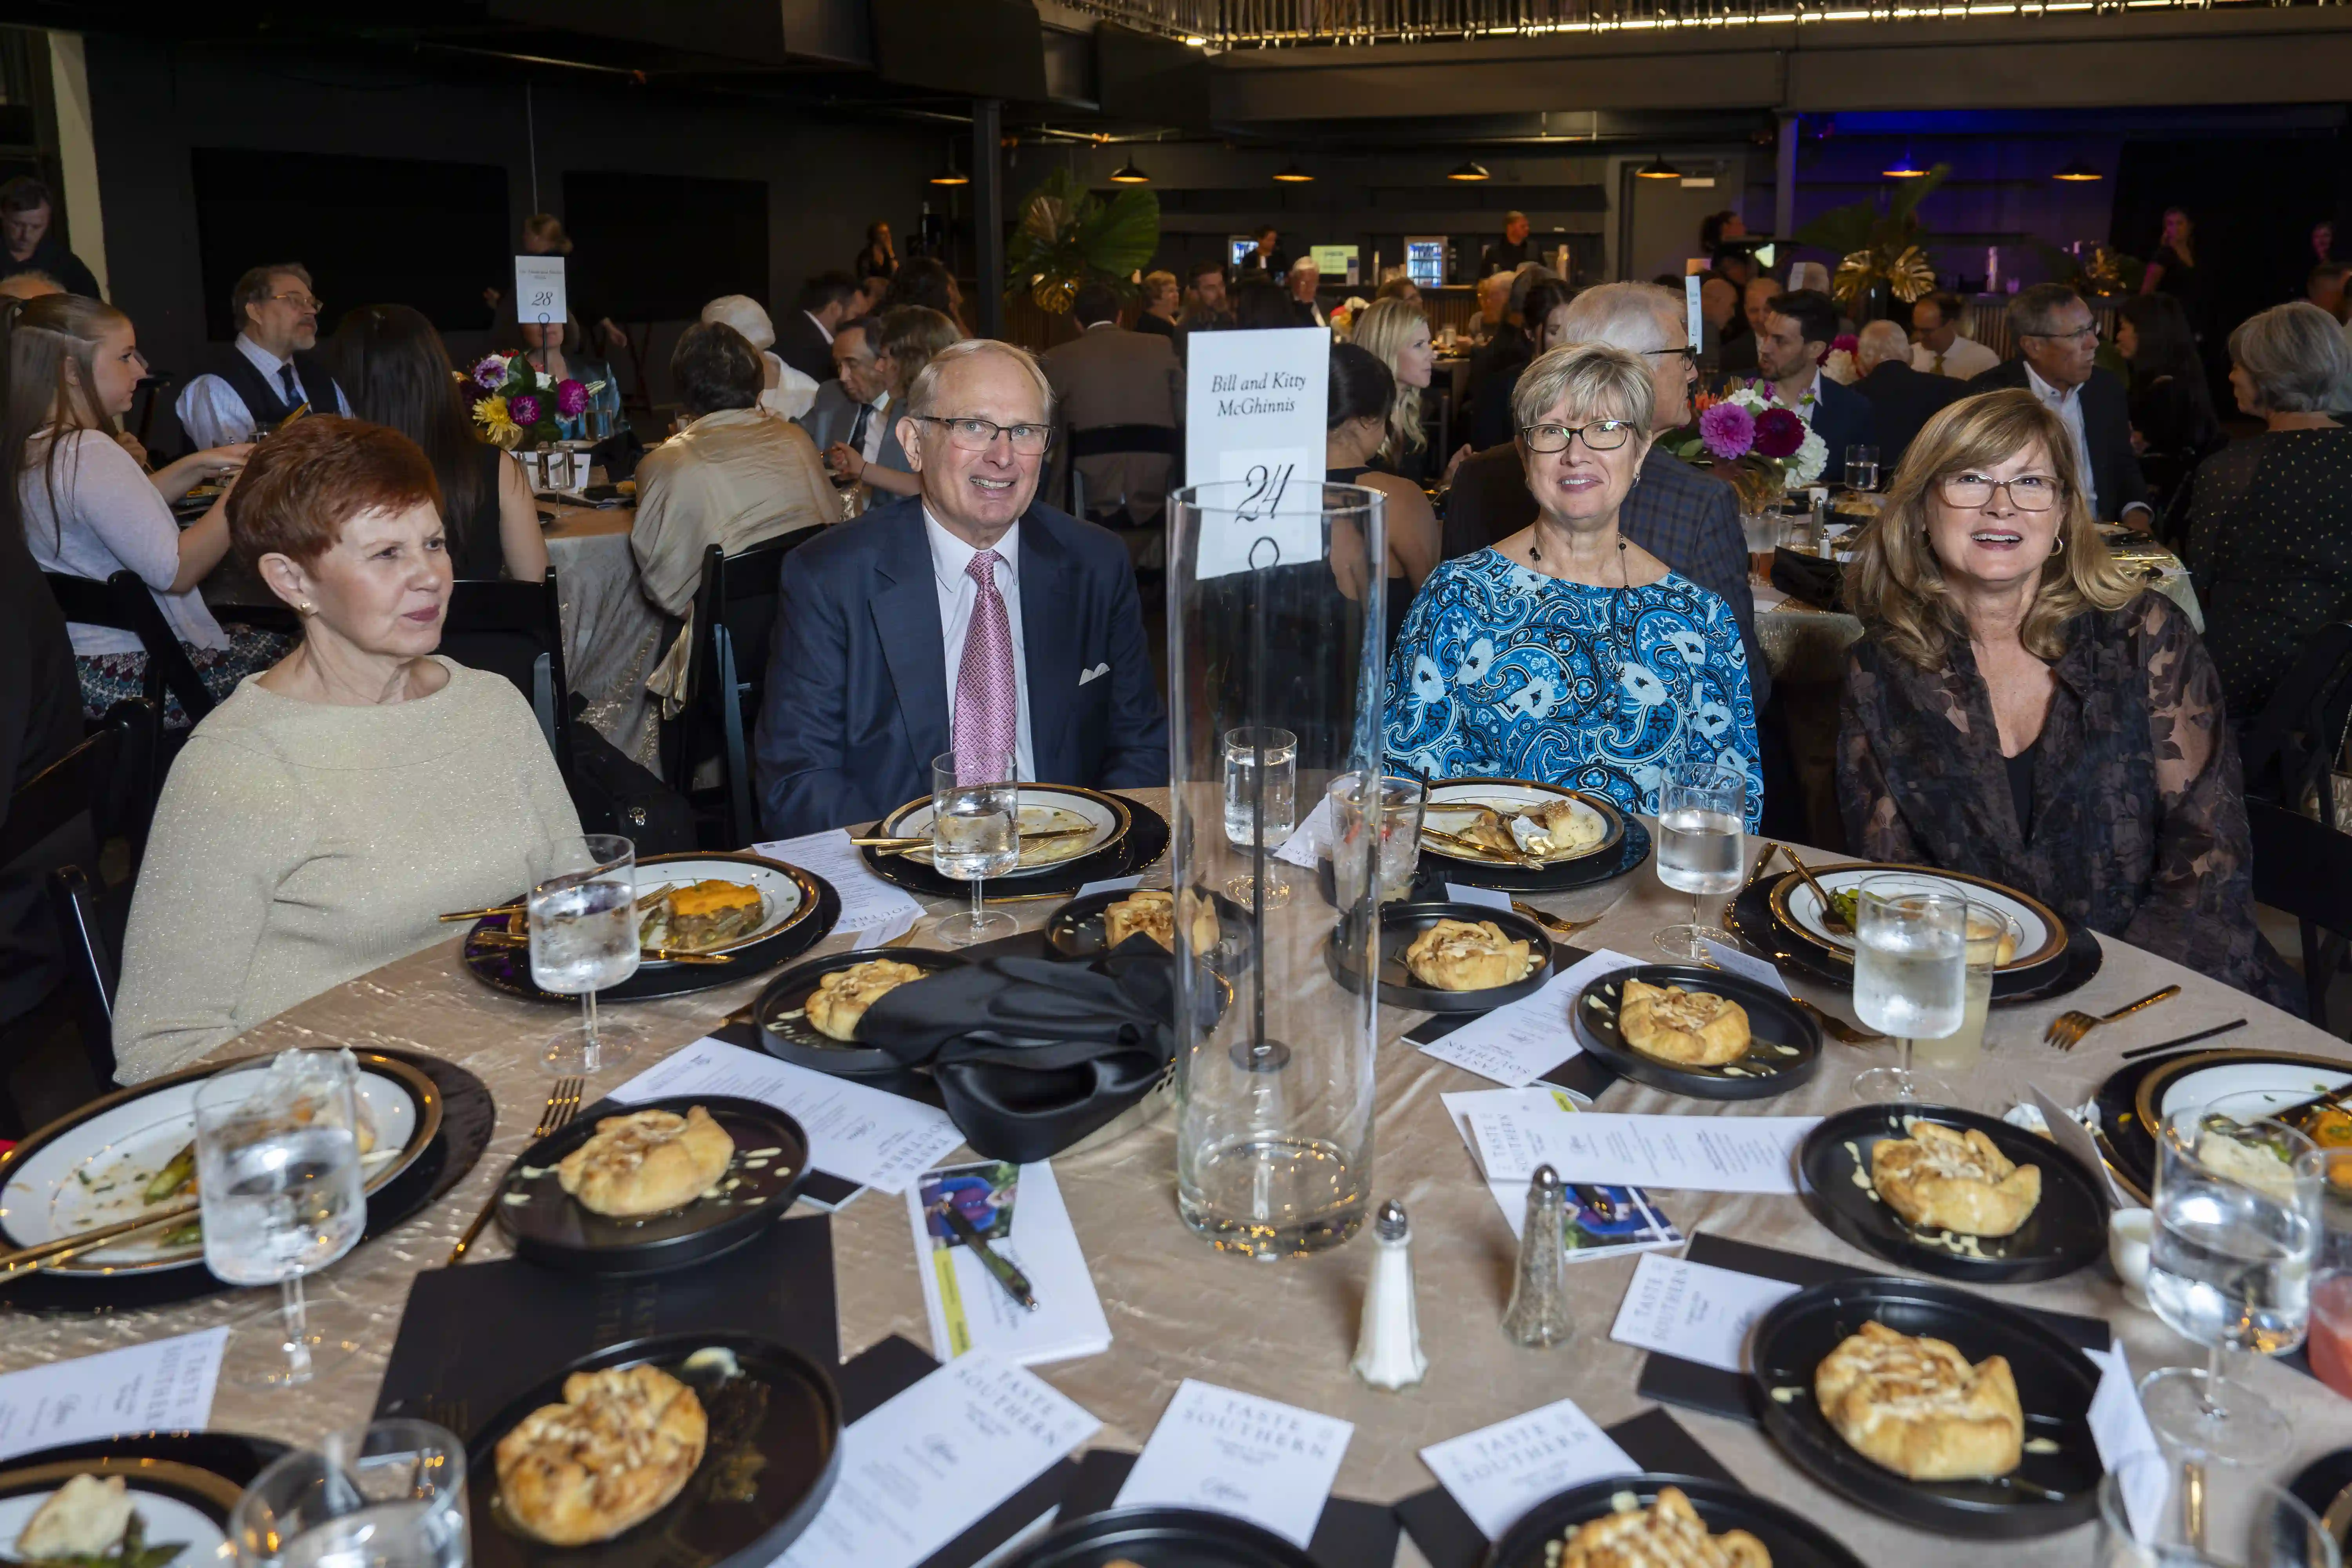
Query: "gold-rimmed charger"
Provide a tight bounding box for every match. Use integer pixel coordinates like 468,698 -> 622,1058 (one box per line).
875,783 -> 1133,878
1417,776 -> 1626,867
1766,862 -> 2067,973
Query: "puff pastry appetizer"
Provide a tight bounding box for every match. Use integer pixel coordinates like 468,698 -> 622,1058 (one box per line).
495,1365 -> 708,1544
1555,1486 -> 1772,1568
1871,1123 -> 2042,1236
1618,980 -> 1751,1066
557,1107 -> 735,1218
1103,889 -> 1220,953
1814,1319 -> 2023,1482
1403,918 -> 1537,991
1465,797 -> 1605,861
805,958 -> 928,1042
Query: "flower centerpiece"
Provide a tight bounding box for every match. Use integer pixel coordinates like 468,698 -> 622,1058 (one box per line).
462,353 -> 595,450
1668,384 -> 1828,514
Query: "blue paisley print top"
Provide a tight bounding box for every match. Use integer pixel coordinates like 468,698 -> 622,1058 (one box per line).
1383,549 -> 1764,829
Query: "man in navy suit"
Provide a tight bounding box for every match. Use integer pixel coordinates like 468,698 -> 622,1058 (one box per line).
1756,288 -> 1878,486
754,339 -> 1169,838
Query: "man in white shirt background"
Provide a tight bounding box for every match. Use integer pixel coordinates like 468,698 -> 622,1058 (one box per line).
1909,290 -> 2000,381
1287,256 -> 1326,329
174,262 -> 350,449
1966,283 -> 2151,525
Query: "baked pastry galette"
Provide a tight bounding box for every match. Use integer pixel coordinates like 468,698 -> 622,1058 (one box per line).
805,958 -> 928,1041
1103,889 -> 1220,953
1871,1122 -> 2042,1236
1463,797 -> 1606,861
1618,980 -> 1751,1066
557,1106 -> 735,1218
1813,1319 -> 2023,1482
1554,1485 -> 1772,1568
495,1364 -> 708,1544
1403,918 -> 1537,991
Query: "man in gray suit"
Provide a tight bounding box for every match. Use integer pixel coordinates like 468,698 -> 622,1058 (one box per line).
1038,281 -> 1183,529
797,318 -> 907,499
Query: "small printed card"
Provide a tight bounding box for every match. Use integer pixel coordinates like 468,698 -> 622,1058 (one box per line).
1419,1396 -> 1637,1542
1415,949 -> 1642,1087
1700,940 -> 1791,996
1608,1252 -> 1802,1373
1441,1089 -> 1683,1258
753,829 -> 925,943
1444,883 -> 1513,913
1076,875 -> 1145,899
1113,1379 -> 1354,1547
906,1159 -> 1110,1367
1469,1106 -> 1816,1196
2086,1346 -> 2164,1537
0,1328 -> 226,1463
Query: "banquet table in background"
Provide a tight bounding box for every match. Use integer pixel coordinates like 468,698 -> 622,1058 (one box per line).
542,498 -> 664,772
12,796 -> 2343,1568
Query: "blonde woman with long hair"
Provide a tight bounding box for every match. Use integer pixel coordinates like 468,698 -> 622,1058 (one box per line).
1349,296 -> 1436,484
1838,388 -> 2291,1005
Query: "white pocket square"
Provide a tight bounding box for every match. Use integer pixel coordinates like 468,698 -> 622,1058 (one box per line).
1078,662 -> 1111,686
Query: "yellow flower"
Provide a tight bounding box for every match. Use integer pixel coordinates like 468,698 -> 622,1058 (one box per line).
472,395 -> 521,450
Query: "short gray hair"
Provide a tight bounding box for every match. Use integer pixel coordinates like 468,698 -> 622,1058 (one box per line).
1512,341 -> 1654,435
1855,319 -> 1909,370
1289,255 -> 1320,278
700,294 -> 775,352
2229,301 -> 2352,414
1558,282 -> 1679,354
2008,283 -> 2086,340
904,338 -> 1056,421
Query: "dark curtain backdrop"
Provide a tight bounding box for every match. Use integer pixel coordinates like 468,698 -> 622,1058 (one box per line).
559,170 -> 768,323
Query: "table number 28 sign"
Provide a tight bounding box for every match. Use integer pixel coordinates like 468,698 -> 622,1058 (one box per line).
514,255 -> 568,326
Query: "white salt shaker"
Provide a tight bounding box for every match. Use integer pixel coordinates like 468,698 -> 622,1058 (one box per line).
1352,1199 -> 1428,1390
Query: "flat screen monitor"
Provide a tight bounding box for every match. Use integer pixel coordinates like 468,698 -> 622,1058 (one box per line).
1230,236 -> 1257,268
1405,237 -> 1447,290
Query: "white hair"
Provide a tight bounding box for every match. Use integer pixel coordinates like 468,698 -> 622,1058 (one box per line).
1289,255 -> 1320,278
1855,319 -> 1909,370
1558,282 -> 1679,354
700,294 -> 775,352
904,338 -> 1056,421
1787,261 -> 1832,294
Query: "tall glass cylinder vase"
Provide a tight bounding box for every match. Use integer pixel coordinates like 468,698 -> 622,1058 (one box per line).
1168,479 -> 1387,1259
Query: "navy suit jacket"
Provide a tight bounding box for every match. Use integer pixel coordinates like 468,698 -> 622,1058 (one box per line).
1806,373 -> 1878,487
1965,359 -> 2150,521
753,495 -> 1171,838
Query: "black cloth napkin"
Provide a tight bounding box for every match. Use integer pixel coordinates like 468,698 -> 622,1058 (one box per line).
855,947 -> 1177,1163
1769,547 -> 1845,611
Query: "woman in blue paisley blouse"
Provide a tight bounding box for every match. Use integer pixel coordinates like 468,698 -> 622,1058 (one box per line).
1385,342 -> 1762,827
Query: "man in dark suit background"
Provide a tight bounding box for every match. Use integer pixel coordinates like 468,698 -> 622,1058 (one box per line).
1850,319 -> 1961,474
775,272 -> 858,385
1966,284 -> 2151,525
754,339 -> 1168,837
1756,288 -> 1877,487
1038,281 -> 1183,530
797,318 -> 908,495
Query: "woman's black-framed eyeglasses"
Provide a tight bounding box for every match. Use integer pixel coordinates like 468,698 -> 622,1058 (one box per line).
912,415 -> 1054,456
1520,419 -> 1636,453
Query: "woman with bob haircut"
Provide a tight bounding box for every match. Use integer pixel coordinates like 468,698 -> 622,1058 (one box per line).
1838,387 -> 2290,1004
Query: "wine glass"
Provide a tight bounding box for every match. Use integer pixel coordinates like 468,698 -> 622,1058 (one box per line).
528,833 -> 643,1074
1651,763 -> 1744,960
194,1051 -> 368,1388
1847,878 -> 1966,1104
2139,1090 -> 2322,1465
230,1418 -> 470,1568
931,750 -> 1020,945
2096,1452 -> 2339,1568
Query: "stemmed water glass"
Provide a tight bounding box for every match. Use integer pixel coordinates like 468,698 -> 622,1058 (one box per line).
1651,764 -> 1744,960
1847,878 -> 1966,1103
528,833 -> 642,1074
194,1051 -> 367,1388
230,1418 -> 471,1568
2139,1090 -> 2323,1465
2096,1452 -> 2338,1568
931,750 -> 1020,945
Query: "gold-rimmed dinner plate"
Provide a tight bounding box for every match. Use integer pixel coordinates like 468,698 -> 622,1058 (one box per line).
1417,777 -> 1625,867
0,1050 -> 440,1276
875,784 -> 1131,878
1768,863 -> 2065,973
0,1456 -> 245,1562
624,851 -> 821,963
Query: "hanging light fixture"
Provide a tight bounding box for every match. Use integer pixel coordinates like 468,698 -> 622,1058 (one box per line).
1635,153 -> 1680,180
1272,160 -> 1314,183
2053,157 -> 2103,182
1109,157 -> 1150,184
930,143 -> 968,186
1883,148 -> 1927,178
1447,158 -> 1491,182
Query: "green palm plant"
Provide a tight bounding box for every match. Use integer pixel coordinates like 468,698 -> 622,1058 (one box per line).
1005,167 -> 1160,314
1794,162 -> 1951,315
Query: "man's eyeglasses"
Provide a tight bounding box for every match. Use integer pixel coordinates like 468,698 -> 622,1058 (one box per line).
2021,324 -> 2097,346
1521,419 -> 1635,453
1939,472 -> 2063,512
1641,345 -> 1701,368
915,415 -> 1053,456
267,292 -> 323,313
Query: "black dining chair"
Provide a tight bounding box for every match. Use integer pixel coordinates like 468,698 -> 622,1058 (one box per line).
2242,622 -> 2352,827
2248,797 -> 2352,1034
41,569 -> 217,726
438,568 -> 575,793
1061,424 -> 1182,530
669,532 -> 819,848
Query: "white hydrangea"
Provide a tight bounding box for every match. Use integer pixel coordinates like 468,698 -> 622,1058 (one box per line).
1790,428 -> 1829,485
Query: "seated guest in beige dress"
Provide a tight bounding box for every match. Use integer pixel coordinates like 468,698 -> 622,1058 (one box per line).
633,321 -> 835,701
113,418 -> 581,1080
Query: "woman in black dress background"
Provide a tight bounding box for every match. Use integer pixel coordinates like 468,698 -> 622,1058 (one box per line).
2115,292 -> 2221,528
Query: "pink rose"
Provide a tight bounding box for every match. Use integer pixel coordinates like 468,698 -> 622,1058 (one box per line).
1698,401 -> 1755,462
555,379 -> 589,417
509,394 -> 543,427
1752,406 -> 1806,460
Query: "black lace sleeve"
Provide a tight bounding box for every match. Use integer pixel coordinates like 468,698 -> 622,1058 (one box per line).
1835,642 -> 1925,863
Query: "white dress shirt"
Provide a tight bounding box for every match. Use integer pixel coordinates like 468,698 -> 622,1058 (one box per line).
1911,335 -> 2000,381
173,334 -> 352,449
925,507 -> 1034,782
2024,361 -> 2102,519
858,390 -> 892,465
803,310 -> 835,347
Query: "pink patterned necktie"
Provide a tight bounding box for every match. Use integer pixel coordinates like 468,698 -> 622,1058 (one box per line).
953,550 -> 1018,783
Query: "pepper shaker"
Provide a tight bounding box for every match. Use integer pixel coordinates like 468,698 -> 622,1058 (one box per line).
1351,1199 -> 1427,1390
1501,1165 -> 1575,1348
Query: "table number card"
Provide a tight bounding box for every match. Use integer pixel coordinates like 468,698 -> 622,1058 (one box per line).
0,1328 -> 227,1463
1184,327 -> 1329,581
1419,1395 -> 1637,1542
1608,1252 -> 1802,1373
513,254 -> 567,327
1113,1379 -> 1354,1547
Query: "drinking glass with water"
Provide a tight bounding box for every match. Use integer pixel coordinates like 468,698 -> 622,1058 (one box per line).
1911,904 -> 2019,1075
1844,444 -> 1880,493
529,833 -> 642,1074
2138,1091 -> 2323,1466
1847,878 -> 1965,1104
194,1051 -> 368,1387
1222,726 -> 1298,848
931,749 -> 1020,945
230,1419 -> 470,1568
1651,764 -> 1744,960
2095,1452 -> 2339,1568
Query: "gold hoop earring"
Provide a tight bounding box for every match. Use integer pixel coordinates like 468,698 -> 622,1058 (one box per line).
2050,534 -> 2065,557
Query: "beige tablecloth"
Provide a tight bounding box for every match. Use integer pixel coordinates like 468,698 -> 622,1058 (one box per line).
15,799 -> 2346,1567
544,504 -> 663,771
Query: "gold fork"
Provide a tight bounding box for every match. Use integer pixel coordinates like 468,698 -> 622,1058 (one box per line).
2043,985 -> 2180,1052
446,1077 -> 584,1265
1510,900 -> 1602,939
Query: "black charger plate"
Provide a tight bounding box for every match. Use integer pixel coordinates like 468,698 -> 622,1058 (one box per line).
1006,1506 -> 1318,1568
1748,1277 -> 2103,1538
2289,1448 -> 2352,1555
1569,964 -> 1820,1099
1485,1474 -> 1867,1568
1796,1104 -> 2109,1283
754,947 -> 969,1074
1419,813 -> 1651,893
861,793 -> 1170,900
464,858 -> 840,1003
1325,901 -> 1554,1013
1043,887 -> 1251,966
493,1095 -> 809,1275
468,1331 -> 841,1568
1725,882 -> 2103,1005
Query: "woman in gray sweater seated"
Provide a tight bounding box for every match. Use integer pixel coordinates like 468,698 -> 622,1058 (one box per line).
114,417 -> 581,1080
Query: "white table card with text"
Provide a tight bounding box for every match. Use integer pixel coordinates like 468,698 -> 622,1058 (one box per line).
1183,326 -> 1330,580
513,255 -> 567,328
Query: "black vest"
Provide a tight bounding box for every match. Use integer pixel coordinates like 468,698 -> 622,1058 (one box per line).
208,344 -> 343,432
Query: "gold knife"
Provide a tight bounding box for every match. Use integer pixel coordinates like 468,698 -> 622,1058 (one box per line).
1422,824 -> 1541,869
